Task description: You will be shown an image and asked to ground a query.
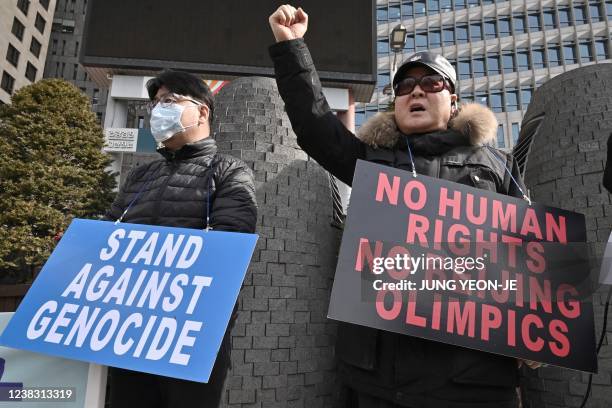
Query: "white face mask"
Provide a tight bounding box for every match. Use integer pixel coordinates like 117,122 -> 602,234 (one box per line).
149,103 -> 200,144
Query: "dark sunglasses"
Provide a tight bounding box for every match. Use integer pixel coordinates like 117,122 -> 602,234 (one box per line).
393,74 -> 451,97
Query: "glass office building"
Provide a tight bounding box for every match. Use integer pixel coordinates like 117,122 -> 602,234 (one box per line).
363,0 -> 612,149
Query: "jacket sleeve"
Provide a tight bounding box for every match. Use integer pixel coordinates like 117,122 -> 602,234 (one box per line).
102,174 -> 131,222
211,160 -> 257,233
603,133 -> 612,193
269,38 -> 367,186
102,163 -> 149,222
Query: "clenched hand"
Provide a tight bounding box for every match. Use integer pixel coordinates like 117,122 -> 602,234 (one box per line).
269,5 -> 308,42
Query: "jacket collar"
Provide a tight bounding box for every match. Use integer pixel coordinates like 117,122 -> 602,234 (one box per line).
356,103 -> 497,150
157,137 -> 217,161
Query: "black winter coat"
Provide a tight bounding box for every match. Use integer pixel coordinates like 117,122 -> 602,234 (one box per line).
270,38 -> 527,408
105,137 -> 257,233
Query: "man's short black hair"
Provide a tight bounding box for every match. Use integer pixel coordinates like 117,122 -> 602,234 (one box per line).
146,70 -> 214,125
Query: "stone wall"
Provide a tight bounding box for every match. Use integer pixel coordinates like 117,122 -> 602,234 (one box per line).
213,77 -> 341,408
517,63 -> 612,408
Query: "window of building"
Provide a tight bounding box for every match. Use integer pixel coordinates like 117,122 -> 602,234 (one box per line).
548,44 -> 561,66
430,29 -> 441,48
513,13 -> 526,34
517,48 -> 531,70
443,26 -> 455,45
506,89 -> 519,111
74,41 -> 79,57
484,19 -> 497,39
589,1 -> 603,21
93,89 -> 100,105
96,112 -> 103,124
579,41 -> 593,62
498,17 -> 511,37
405,35 -> 415,52
482,0 -> 494,4
543,7 -> 556,29
595,39 -> 609,60
402,1 -> 414,18
138,116 -> 145,129
573,4 -> 587,24
455,0 -> 467,10
1,72 -> 15,94
11,18 -> 25,41
377,70 -> 390,90
35,13 -> 46,34
377,5 -> 388,21
487,53 -> 500,75
563,41 -> 577,64
61,21 -> 75,34
532,47 -> 545,69
607,0 -> 612,18
558,7 -> 572,27
440,0 -> 452,11
61,40 -> 66,56
473,57 -> 486,77
51,39 -> 58,55
528,11 -> 542,31
389,3 -> 401,20
17,0 -> 30,16
470,22 -> 483,42
460,92 -> 474,103
25,62 -> 37,82
40,0 -> 50,10
468,0 -> 480,8
458,59 -> 471,79
512,123 -> 520,143
456,24 -> 469,44
72,63 -> 78,80
497,124 -> 505,148
416,31 -> 428,50
429,0 -> 440,13
415,0 -> 427,16
521,86 -> 532,109
490,90 -> 503,112
356,110 -> 365,128
502,51 -> 515,72
377,38 -> 389,55
6,44 -> 20,68
476,91 -> 488,106
30,38 -> 41,58
60,62 -> 65,78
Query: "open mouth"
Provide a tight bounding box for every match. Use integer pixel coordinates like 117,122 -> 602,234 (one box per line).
409,104 -> 426,112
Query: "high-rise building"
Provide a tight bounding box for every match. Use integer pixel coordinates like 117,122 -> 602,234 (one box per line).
43,0 -> 106,123
367,0 -> 612,150
0,0 -> 57,104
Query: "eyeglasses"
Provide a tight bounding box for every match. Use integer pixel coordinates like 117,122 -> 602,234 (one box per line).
146,93 -> 202,114
393,74 -> 451,97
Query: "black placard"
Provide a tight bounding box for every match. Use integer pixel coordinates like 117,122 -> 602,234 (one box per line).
328,160 -> 597,373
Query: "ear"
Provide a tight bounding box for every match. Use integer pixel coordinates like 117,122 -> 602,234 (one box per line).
198,104 -> 210,126
450,94 -> 458,114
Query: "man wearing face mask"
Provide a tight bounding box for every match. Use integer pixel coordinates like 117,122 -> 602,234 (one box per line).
268,5 -> 536,408
103,70 -> 257,407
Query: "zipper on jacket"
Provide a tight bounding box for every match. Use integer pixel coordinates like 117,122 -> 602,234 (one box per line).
152,160 -> 178,224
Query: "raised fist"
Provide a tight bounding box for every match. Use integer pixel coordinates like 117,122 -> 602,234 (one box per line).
269,5 -> 308,42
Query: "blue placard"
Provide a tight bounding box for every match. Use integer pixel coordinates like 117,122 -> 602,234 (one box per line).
0,219 -> 258,383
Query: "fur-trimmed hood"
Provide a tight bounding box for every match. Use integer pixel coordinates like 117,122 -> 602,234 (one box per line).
356,103 -> 497,149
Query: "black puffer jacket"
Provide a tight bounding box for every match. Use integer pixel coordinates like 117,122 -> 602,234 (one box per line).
105,137 -> 257,233
270,38 -> 527,408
